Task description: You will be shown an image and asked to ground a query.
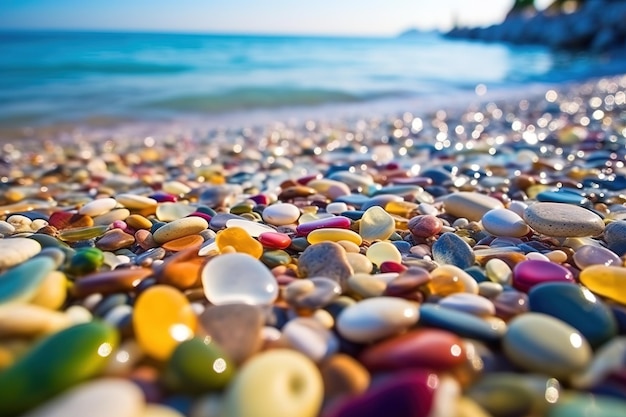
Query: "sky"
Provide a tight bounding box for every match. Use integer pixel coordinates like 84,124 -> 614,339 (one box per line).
0,0 -> 554,36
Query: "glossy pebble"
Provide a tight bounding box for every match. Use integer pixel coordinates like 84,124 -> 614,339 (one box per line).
428,265 -> 479,296
282,317 -> 338,362
262,203 -> 301,226
513,260 -> 574,292
481,208 -> 530,237
307,179 -> 351,199
222,349 -> 323,417
0,303 -> 71,338
336,297 -> 419,343
133,285 -> 197,360
0,237 -> 41,269
439,293 -> 496,316
573,245 -> 622,269
216,227 -> 263,258
156,202 -> 196,221
547,393 -> 626,417
201,253 -> 278,305
298,242 -> 354,290
444,192 -> 504,221
116,194 -> 157,210
161,234 -> 204,252
307,228 -> 362,246
502,313 -> 592,379
78,198 -> 118,217
579,265 -> 626,305
359,206 -> 395,242
529,283 -> 617,348
258,232 -> 291,249
153,217 -> 208,244
365,241 -> 402,266
407,214 -> 443,238
359,328 -> 466,372
419,304 -> 505,343
296,216 -> 351,236
0,256 -> 57,304
523,202 -> 605,237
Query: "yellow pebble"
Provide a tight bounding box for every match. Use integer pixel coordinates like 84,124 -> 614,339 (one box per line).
365,241 -> 401,266
307,228 -> 362,246
133,285 -> 197,361
545,250 -> 568,264
30,271 -> 67,310
428,265 -> 479,296
385,200 -> 419,218
216,227 -> 263,259
579,265 -> 626,305
337,240 -> 361,253
126,214 -> 153,230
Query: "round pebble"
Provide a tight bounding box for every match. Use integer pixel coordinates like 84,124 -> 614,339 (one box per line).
0,237 -> 41,269
262,203 -> 301,226
153,217 -> 209,244
481,208 -> 530,237
444,192 -> 504,222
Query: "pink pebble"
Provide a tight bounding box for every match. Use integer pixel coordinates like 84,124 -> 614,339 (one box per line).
296,216 -> 352,236
512,259 -> 575,293
380,261 -> 407,273
187,212 -> 213,222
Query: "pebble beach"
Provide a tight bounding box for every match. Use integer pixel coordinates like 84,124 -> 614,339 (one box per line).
1,73 -> 626,417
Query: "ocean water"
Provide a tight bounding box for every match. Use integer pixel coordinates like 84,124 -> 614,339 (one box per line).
1,30 -> 625,130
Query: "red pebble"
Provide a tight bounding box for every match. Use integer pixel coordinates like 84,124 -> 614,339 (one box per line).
379,261 -> 407,273
258,231 -> 292,250
295,216 -> 352,236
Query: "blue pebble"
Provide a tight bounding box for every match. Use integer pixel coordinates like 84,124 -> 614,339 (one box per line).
419,304 -> 504,343
432,232 -> 475,269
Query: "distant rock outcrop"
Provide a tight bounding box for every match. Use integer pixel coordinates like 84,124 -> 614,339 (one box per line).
446,0 -> 626,52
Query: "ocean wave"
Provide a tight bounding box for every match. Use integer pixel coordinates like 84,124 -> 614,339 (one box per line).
2,61 -> 191,76
143,87 -> 411,113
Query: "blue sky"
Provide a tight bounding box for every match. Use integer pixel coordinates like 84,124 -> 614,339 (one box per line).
0,0 -> 553,36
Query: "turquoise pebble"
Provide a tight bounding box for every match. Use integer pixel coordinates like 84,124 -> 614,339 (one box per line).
66,247 -> 105,276
419,304 -> 505,343
528,283 -> 617,348
432,232 -> 475,269
335,194 -> 369,208
536,189 -> 591,207
548,393 -> 626,417
0,256 -> 57,304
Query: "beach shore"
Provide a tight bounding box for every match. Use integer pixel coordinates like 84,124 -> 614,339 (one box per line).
1,74 -> 626,417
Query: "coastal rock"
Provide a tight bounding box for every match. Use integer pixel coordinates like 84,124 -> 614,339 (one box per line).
481,208 -> 530,237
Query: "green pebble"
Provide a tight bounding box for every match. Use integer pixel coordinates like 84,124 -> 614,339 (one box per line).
66,247 -> 105,276
548,393 -> 626,417
230,201 -> 255,215
261,250 -> 292,269
163,337 -> 235,394
0,321 -> 119,416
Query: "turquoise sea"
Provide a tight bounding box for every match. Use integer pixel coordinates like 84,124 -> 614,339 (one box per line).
1,30 -> 626,130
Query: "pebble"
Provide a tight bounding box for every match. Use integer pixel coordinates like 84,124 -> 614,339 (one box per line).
419,304 -> 505,343
523,202 -> 605,237
320,354 -> 370,405
443,192 -> 504,222
78,198 -> 118,217
335,297 -> 419,343
579,265 -> 626,305
307,228 -> 362,246
284,277 -> 342,310
282,317 -> 338,362
225,218 -> 276,237
21,378 -> 145,417
96,228 -> 135,251
573,244 -> 622,269
198,303 -> 264,365
0,237 -> 41,269
152,217 -> 208,244
155,202 -> 196,221
222,349 -> 323,417
407,214 -> 443,238
512,259 -> 574,292
428,264 -> 479,296
201,253 -> 279,305
529,282 -> 617,348
359,328 -> 466,372
298,242 -> 354,291
502,313 -> 592,379
365,241 -> 402,266
439,293 -> 496,317
262,203 -> 301,226
116,194 -> 157,210
432,232 -> 475,269
481,208 -> 530,237
0,256 -> 57,304
216,227 -> 263,258
358,206 -> 395,242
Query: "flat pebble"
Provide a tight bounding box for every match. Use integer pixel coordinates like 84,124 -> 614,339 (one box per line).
503,313 -> 592,380
156,202 -> 196,221
513,259 -> 574,292
579,265 -> 626,305
336,296 -> 419,343
202,253 -> 278,305
573,244 -> 622,269
282,317 -> 338,362
116,194 -> 157,210
523,202 -> 605,237
407,214 -> 443,238
419,304 -> 505,343
79,198 -> 118,217
153,217 -> 208,244
439,293 -> 496,316
307,228 -> 362,246
365,241 -> 402,266
298,242 -> 354,291
359,206 -> 395,242
432,232 -> 475,269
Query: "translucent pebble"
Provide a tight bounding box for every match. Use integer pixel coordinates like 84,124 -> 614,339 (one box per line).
429,265 -> 479,296
202,253 -> 279,305
579,265 -> 626,305
365,241 -> 402,266
116,194 -> 157,210
163,180 -> 192,196
156,202 -> 196,222
525,252 -> 551,262
485,258 -> 513,285
133,285 -> 197,360
307,228 -> 362,246
359,206 -> 395,242
216,227 -> 263,258
385,200 -> 419,217
573,245 -> 621,269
